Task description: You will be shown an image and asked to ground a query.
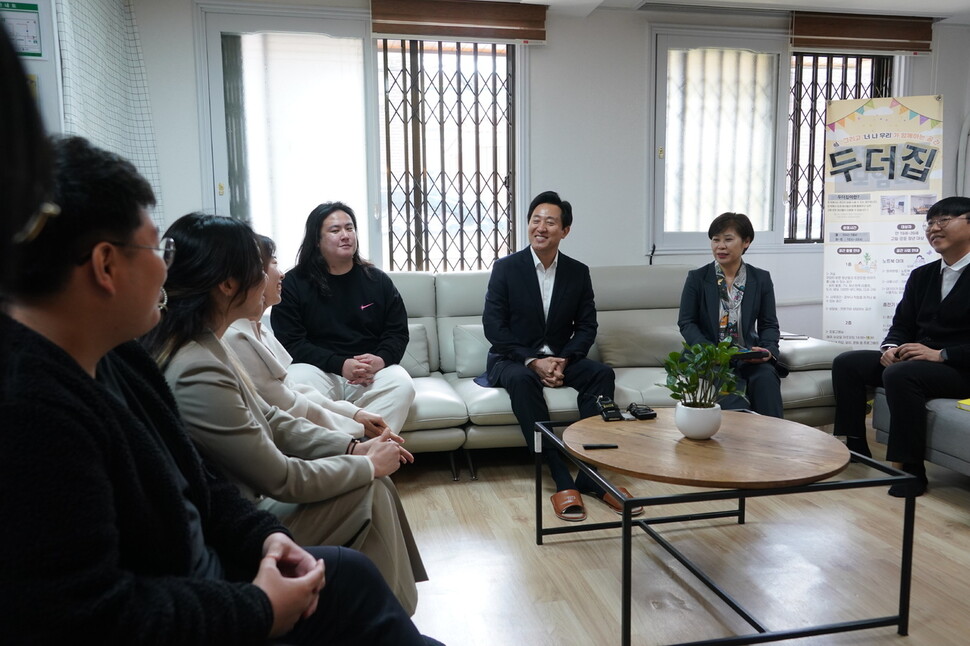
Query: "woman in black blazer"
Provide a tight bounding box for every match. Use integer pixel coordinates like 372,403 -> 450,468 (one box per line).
677,212 -> 784,417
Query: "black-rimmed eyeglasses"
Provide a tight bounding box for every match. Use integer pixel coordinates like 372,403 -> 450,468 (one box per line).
923,213 -> 970,232
95,237 -> 176,267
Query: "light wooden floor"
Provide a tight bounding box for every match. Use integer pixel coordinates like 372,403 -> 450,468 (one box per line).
393,423 -> 970,646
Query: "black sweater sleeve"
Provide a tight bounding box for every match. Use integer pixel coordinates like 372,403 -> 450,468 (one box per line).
374,271 -> 410,366
272,270 -> 344,374
1,333 -> 282,645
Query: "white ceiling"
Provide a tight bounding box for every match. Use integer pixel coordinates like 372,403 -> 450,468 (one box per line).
528,0 -> 970,24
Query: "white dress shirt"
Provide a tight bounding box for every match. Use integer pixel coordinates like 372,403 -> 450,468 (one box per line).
941,250 -> 970,300
527,246 -> 559,363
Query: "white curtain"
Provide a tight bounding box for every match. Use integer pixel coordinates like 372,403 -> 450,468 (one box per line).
55,0 -> 163,222
665,48 -> 776,233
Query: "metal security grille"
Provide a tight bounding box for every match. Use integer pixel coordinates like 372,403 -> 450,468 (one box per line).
786,53 -> 893,242
378,39 -> 516,272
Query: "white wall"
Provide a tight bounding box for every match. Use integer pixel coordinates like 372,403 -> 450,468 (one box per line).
132,0 -> 369,222
132,0 -> 203,220
527,10 -> 650,268
132,2 -> 970,338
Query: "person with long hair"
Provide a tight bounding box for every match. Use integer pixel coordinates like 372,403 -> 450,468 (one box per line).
677,212 -> 785,417
1,136 -> 435,643
224,234 -> 392,439
271,202 -> 415,434
1,29 -> 52,283
142,213 -> 426,616
1,29 -> 53,379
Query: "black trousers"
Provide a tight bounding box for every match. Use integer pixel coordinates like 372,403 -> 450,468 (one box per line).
492,357 -> 615,492
720,361 -> 783,418
832,350 -> 970,463
277,546 -> 427,645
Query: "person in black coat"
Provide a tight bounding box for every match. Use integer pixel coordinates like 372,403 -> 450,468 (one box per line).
478,191 -> 636,523
677,212 -> 785,418
271,202 -> 415,435
0,135 -> 438,644
832,196 -> 970,497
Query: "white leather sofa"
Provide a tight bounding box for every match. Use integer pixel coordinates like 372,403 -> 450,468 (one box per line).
390,265 -> 849,479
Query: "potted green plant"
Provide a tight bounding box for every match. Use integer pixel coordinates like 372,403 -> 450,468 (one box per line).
660,339 -> 744,439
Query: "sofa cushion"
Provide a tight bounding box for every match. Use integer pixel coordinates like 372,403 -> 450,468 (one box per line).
446,373 -> 580,426
454,324 -> 490,378
777,337 -> 849,371
614,366 -> 674,407
596,314 -> 684,368
400,324 -> 431,378
401,373 -> 468,430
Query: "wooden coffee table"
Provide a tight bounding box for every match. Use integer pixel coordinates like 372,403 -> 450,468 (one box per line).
562,408 -> 849,489
533,409 -> 917,646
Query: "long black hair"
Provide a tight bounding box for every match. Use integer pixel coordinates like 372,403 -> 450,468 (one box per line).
2,30 -> 52,289
294,201 -> 372,298
142,213 -> 263,369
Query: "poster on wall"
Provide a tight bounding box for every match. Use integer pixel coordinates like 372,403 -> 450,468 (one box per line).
1,2 -> 42,57
822,95 -> 943,348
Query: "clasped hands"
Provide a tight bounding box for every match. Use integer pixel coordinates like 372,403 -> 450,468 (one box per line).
342,353 -> 385,386
529,356 -> 568,388
255,532 -> 325,637
353,427 -> 414,477
881,343 -> 943,367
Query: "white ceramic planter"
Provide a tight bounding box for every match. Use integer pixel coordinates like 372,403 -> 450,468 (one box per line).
674,402 -> 722,440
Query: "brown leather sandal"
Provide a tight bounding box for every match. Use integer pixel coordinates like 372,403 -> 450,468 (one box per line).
550,489 -> 586,522
599,487 -> 644,517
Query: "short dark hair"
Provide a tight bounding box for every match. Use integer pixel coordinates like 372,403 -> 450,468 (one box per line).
3,136 -> 155,299
294,201 -> 372,298
708,212 -> 754,245
141,213 -> 263,369
528,191 -> 573,229
926,196 -> 970,220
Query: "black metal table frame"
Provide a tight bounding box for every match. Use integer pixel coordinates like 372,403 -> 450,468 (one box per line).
533,421 -> 917,646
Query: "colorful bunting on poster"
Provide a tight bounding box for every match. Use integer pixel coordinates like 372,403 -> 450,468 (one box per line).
827,97 -> 940,129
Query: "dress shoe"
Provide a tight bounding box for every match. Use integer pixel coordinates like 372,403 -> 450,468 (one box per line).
846,435 -> 872,460
888,462 -> 927,498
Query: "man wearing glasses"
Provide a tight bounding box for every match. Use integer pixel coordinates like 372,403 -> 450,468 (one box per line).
831,196 -> 970,497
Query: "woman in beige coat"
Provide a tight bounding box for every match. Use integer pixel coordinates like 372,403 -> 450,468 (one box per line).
224,235 -> 393,439
142,213 -> 426,615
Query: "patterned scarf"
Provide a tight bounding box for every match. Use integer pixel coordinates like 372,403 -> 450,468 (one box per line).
715,261 -> 747,347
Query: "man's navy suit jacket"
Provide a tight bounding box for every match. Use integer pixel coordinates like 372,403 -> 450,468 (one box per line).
476,248 -> 598,387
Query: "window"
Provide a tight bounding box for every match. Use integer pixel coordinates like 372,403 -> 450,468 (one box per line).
654,27 -> 898,250
200,10 -> 374,269
663,45 -> 778,234
377,39 -> 515,272
653,29 -> 789,251
786,53 -> 894,242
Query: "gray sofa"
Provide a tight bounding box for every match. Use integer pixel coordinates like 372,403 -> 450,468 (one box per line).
873,390 -> 970,477
384,264 -> 849,478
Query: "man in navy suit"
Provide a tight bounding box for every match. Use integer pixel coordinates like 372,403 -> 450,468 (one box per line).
478,191 -> 635,522
832,196 -> 970,497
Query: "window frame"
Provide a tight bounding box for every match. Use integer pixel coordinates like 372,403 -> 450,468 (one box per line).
376,38 -> 519,272
194,4 -> 384,264
650,25 -> 791,255
785,52 -> 896,243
